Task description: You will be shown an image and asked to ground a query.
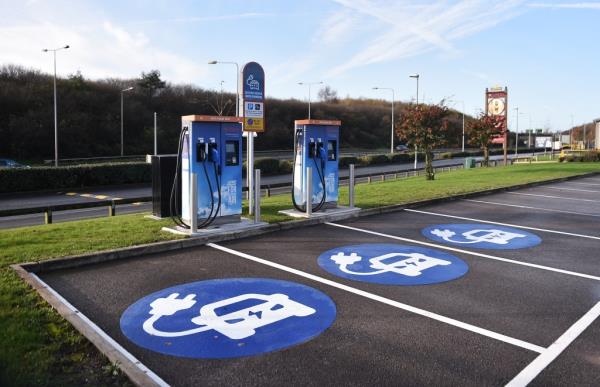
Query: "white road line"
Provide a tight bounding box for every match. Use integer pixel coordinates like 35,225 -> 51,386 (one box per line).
324,222 -> 600,282
208,243 -> 545,354
463,199 -> 600,218
506,302 -> 600,387
403,209 -> 600,241
30,273 -> 169,387
507,192 -> 600,203
543,186 -> 600,193
565,182 -> 600,187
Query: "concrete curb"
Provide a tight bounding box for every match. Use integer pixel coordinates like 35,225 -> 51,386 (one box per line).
18,170 -> 600,274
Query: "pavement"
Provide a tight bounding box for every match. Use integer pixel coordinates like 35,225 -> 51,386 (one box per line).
38,176 -> 600,386
0,153 -> 529,229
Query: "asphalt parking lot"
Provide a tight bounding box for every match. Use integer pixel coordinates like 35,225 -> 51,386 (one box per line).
38,176 -> 600,386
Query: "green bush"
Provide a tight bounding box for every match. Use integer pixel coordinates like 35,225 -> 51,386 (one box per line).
439,152 -> 453,159
583,151 -> 599,162
278,159 -> 293,174
339,156 -> 358,168
0,162 -> 151,193
389,153 -> 412,163
253,158 -> 281,175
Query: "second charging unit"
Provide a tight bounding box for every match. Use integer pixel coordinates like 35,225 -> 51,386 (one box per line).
292,119 -> 340,212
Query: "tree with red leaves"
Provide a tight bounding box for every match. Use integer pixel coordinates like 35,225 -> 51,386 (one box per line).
468,113 -> 504,166
396,102 -> 450,180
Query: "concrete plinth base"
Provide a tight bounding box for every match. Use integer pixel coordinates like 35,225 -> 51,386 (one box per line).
162,218 -> 269,237
278,205 -> 361,219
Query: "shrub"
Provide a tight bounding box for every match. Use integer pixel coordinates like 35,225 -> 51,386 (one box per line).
0,162 -> 151,193
253,158 -> 281,175
439,152 -> 453,159
278,159 -> 293,174
338,156 -> 358,168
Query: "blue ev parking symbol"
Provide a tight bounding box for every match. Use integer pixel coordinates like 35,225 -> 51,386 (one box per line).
318,244 -> 468,285
120,278 -> 336,358
422,223 -> 541,249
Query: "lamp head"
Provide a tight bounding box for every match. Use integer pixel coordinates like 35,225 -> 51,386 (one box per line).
208,60 -> 218,64
64,45 -> 70,49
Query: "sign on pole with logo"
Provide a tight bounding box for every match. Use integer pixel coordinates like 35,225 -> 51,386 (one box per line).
241,62 -> 265,132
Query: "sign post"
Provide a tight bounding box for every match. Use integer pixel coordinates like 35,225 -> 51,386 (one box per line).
485,87 -> 508,165
241,62 -> 265,215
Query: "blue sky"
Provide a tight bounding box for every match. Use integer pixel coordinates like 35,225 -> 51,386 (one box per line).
1,0 -> 599,131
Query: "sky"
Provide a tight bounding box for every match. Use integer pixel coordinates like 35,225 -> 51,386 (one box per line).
1,0 -> 599,132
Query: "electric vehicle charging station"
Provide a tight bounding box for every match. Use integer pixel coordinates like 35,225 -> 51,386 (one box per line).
280,119 -> 359,219
163,115 -> 267,235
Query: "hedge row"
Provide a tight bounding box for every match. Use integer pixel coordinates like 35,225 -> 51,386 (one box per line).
0,162 -> 151,193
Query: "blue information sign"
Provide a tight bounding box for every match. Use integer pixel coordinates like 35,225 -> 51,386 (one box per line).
421,223 -> 542,249
242,62 -> 264,102
318,244 -> 468,285
120,278 -> 336,359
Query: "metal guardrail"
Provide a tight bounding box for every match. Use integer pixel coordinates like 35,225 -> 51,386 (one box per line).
0,196 -> 152,224
0,161 -> 472,223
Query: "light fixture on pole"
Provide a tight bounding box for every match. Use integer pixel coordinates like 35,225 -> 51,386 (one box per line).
298,81 -> 323,119
409,73 -> 420,169
42,44 -> 70,167
208,60 -> 239,117
373,87 -> 395,154
120,87 -> 134,157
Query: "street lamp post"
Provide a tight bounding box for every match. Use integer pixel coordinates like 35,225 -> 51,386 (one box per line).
409,74 -> 420,169
42,45 -> 69,167
208,61 -> 239,116
298,81 -> 323,119
373,87 -> 395,154
514,107 -> 520,156
120,87 -> 134,156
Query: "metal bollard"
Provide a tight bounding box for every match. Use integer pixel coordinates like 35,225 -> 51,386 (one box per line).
349,164 -> 355,208
109,201 -> 116,216
45,208 -> 53,224
254,169 -> 261,223
306,167 -> 312,217
367,175 -> 372,184
190,173 -> 198,233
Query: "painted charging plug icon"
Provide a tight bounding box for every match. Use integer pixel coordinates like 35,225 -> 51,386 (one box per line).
430,228 -> 525,245
330,251 -> 451,277
142,292 -> 315,340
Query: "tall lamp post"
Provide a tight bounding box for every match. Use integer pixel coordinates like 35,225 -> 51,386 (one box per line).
298,81 -> 323,119
453,100 -> 465,152
514,107 -> 520,156
42,45 -> 69,167
208,61 -> 239,116
120,87 -> 134,156
373,87 -> 395,154
409,74 -> 420,169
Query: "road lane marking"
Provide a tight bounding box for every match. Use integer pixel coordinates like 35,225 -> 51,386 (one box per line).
208,243 -> 545,354
463,199 -> 600,218
507,192 -> 600,203
324,222 -> 600,282
568,182 -> 600,187
543,186 -> 600,193
404,209 -> 600,241
506,302 -> 600,387
65,192 -> 77,196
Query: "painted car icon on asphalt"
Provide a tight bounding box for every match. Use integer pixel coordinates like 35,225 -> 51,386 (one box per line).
191,293 -> 316,340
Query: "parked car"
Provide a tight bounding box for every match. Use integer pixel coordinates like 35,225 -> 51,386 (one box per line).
395,144 -> 410,153
0,158 -> 30,169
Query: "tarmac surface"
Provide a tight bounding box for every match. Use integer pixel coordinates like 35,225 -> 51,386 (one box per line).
38,176 -> 600,386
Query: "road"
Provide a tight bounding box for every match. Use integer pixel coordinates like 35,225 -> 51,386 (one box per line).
0,153 -> 531,229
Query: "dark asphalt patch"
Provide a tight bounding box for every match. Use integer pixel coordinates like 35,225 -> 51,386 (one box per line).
40,246 -> 535,386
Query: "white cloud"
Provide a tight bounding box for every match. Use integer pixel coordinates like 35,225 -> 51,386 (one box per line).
528,2 -> 600,9
322,0 -> 525,77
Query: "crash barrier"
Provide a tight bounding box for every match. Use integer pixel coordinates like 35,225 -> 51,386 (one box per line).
2,160 -> 497,224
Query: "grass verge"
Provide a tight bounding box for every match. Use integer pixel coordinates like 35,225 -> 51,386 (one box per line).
1,162 -> 598,385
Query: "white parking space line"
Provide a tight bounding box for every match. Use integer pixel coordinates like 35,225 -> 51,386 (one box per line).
324,222 -> 600,282
506,302 -> 600,387
208,243 -> 545,354
463,199 -> 600,218
543,186 -> 600,193
507,192 -> 600,203
404,209 -> 600,241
